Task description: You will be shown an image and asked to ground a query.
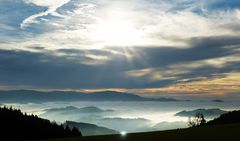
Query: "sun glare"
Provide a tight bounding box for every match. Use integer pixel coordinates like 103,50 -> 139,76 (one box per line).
93,11 -> 141,47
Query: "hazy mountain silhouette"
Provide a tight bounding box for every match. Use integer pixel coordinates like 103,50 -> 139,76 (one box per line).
65,121 -> 119,136
40,106 -> 115,124
0,90 -> 180,103
211,99 -> 224,102
175,108 -> 227,118
0,106 -> 81,141
44,106 -> 114,113
40,106 -> 114,119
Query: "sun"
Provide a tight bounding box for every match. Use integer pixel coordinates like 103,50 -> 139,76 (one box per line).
93,12 -> 142,47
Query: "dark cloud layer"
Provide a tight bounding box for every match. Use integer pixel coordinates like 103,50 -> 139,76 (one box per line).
0,35 -> 239,89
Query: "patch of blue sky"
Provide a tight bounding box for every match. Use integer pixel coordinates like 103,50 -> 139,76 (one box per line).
204,0 -> 240,10
0,0 -> 47,28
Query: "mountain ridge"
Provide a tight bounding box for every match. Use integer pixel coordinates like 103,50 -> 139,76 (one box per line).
175,108 -> 227,118
0,90 -> 183,103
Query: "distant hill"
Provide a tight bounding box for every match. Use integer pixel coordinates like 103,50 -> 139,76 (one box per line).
40,106 -> 115,123
175,108 -> 227,118
0,90 -> 181,103
65,121 -> 119,136
41,106 -> 114,118
0,106 -> 81,141
211,99 -> 224,102
45,106 -> 114,113
45,106 -> 79,112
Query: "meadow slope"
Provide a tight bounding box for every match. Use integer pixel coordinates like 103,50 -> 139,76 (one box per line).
39,123 -> 240,141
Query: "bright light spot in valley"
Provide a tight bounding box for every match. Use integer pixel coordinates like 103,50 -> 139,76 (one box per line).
121,131 -> 127,136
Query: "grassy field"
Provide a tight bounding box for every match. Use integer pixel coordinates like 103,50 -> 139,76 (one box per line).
39,123 -> 240,141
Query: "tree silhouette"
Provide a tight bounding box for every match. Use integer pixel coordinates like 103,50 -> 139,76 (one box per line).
0,106 -> 82,140
188,112 -> 206,127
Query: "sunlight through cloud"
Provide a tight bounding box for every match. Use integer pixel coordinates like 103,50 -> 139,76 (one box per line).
93,10 -> 142,47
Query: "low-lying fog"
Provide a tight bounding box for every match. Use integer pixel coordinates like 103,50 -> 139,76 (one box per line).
5,101 -> 240,134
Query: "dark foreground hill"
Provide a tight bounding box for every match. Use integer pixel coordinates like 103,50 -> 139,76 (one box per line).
206,110 -> 240,125
39,111 -> 240,141
38,123 -> 240,141
0,106 -> 82,141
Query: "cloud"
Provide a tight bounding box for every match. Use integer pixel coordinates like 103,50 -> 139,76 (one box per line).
0,0 -> 240,99
0,48 -> 129,88
21,0 -> 70,29
0,34 -> 239,91
1,0 -> 240,49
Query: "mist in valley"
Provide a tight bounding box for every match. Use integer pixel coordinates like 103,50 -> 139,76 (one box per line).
3,100 -> 240,135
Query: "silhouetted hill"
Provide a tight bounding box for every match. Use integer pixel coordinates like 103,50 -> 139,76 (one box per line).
44,106 -> 113,113
46,106 -> 79,112
0,90 -> 181,103
211,99 -> 224,102
40,106 -> 114,119
206,110 -> 240,125
175,108 -> 227,118
64,121 -> 119,136
0,106 -> 82,141
39,123 -> 240,141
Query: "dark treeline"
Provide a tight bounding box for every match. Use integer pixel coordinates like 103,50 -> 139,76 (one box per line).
206,110 -> 240,125
188,110 -> 240,127
0,106 -> 82,140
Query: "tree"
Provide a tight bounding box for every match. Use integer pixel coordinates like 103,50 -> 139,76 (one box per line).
0,106 -> 82,140
188,113 -> 206,127
72,127 -> 82,136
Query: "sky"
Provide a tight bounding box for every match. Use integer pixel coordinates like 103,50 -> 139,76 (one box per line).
0,0 -> 240,100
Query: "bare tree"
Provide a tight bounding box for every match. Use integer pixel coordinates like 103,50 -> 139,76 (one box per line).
188,113 -> 206,127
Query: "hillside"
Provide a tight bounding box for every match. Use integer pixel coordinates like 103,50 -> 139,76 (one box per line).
206,110 -> 240,125
175,108 -> 227,118
39,111 -> 240,141
65,121 -> 119,136
0,106 -> 82,141
38,123 -> 240,141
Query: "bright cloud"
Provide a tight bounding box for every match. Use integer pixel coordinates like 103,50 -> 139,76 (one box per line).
2,0 -> 240,49
0,0 -> 240,99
